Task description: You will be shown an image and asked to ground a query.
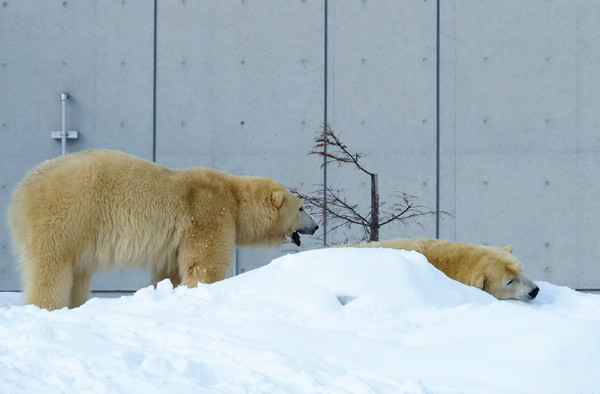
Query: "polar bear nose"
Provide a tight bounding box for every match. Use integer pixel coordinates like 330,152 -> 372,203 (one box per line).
299,224 -> 318,235
297,211 -> 319,235
528,287 -> 539,299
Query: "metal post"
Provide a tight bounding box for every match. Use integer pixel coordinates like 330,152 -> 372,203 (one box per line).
60,93 -> 69,156
51,93 -> 78,152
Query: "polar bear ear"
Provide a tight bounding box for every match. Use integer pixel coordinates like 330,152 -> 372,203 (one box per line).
501,245 -> 514,253
270,191 -> 284,209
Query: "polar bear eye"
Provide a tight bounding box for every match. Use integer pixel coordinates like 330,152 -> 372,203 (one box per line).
299,207 -> 304,212
506,278 -> 514,286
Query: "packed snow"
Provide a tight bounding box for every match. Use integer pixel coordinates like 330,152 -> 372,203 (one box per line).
1,248 -> 599,393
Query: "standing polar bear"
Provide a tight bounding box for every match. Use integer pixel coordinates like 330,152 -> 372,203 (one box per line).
344,238 -> 539,301
8,150 -> 318,310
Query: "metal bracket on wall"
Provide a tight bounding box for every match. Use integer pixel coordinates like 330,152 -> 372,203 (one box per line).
51,93 -> 79,155
51,131 -> 79,139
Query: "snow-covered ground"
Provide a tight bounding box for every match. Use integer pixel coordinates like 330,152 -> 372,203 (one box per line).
1,248 -> 599,393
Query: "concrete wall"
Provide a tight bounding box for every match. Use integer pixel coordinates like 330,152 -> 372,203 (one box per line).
439,0 -> 600,288
326,0 -> 437,244
1,1 -> 599,291
0,0 -> 155,290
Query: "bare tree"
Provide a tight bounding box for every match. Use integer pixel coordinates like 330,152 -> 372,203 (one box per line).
294,124 -> 437,244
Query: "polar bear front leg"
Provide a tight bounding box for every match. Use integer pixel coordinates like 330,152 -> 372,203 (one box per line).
23,253 -> 74,310
178,231 -> 235,287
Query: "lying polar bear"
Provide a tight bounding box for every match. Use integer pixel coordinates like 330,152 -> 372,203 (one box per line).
342,238 -> 539,301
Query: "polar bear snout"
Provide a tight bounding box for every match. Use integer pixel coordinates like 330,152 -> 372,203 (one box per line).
296,210 -> 319,235
290,210 -> 319,246
515,277 -> 540,301
297,223 -> 319,235
528,286 -> 540,300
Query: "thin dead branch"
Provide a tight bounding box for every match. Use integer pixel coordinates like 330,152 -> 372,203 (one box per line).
295,124 -> 439,244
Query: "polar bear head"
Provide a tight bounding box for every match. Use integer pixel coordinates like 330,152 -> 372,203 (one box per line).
469,246 -> 539,301
269,188 -> 318,247
236,178 -> 318,247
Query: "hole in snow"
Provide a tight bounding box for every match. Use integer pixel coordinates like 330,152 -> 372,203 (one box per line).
336,295 -> 356,306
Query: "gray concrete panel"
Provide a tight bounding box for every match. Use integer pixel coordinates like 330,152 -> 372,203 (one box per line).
155,1 -> 324,168
439,1 -> 600,287
154,1 -> 325,275
453,153 -> 579,286
0,1 -> 154,291
325,0 -> 438,244
576,153 -> 600,288
578,3 -> 600,152
452,1 -> 579,155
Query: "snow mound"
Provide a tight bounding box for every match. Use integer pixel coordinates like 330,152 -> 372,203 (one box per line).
1,248 -> 600,393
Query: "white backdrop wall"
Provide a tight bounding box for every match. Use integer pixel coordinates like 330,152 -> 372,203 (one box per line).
1,1 -> 598,291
